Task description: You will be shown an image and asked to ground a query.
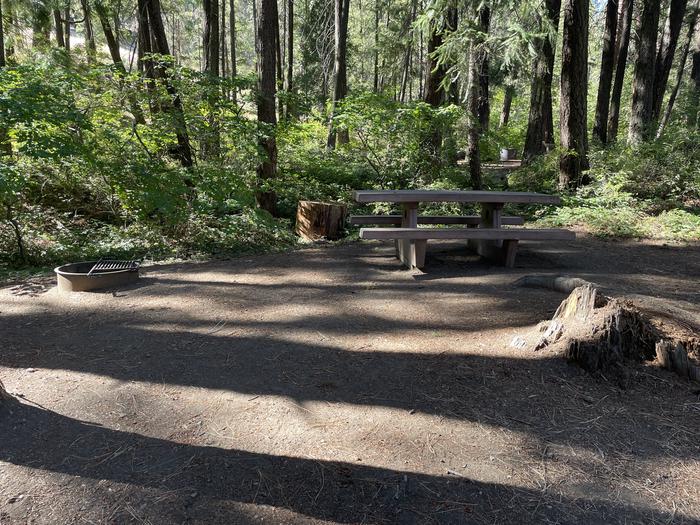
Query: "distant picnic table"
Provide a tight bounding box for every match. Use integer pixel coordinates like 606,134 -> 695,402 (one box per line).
351,190 -> 575,269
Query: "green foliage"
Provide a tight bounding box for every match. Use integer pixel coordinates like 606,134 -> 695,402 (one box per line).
276,93 -> 465,218
0,57 -> 294,271
524,135 -> 700,241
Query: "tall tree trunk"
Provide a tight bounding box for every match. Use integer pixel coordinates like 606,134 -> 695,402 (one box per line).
499,85 -> 514,127
284,0 -> 293,117
0,0 -> 10,156
657,8 -> 699,137
255,0 -> 278,214
0,0 -> 5,68
54,10 -> 66,47
142,0 -> 194,168
81,0 -> 96,61
137,0 -> 150,75
607,0 -> 633,141
523,0 -> 561,162
221,0 -> 227,78
95,1 -> 145,125
399,0 -> 417,102
327,0 -> 350,148
230,0 -> 237,102
64,7 -> 70,52
32,3 -> 51,48
651,0 -> 689,122
424,5 -> 456,107
475,6 -> 490,132
592,0 -> 618,144
628,0 -> 661,145
373,0 -> 379,92
688,11 -> 700,129
203,0 -> 220,75
95,2 -> 123,67
202,0 -> 220,158
559,0 -> 589,189
466,5 -> 489,190
423,15 -> 446,106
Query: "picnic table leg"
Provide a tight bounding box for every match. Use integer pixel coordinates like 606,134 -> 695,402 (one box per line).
397,202 -> 425,268
474,203 -> 516,266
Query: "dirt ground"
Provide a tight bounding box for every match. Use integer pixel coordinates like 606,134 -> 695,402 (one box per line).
1,235 -> 699,524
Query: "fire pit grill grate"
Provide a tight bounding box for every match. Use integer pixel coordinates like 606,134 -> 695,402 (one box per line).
87,259 -> 140,276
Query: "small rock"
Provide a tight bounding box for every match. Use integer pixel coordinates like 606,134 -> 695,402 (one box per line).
25,368 -> 38,373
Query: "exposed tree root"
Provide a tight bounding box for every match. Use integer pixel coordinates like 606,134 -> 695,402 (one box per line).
514,275 -> 597,294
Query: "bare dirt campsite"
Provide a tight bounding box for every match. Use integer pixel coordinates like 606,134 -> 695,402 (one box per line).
1,235 -> 699,524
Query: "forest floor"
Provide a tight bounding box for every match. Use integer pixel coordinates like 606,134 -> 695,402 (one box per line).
1,235 -> 699,524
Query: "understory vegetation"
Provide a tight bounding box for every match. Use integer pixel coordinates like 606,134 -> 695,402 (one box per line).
1,57 -> 699,276
2,0 -> 700,278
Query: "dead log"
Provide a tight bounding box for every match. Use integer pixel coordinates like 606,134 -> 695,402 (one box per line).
514,275 -> 597,294
295,201 -> 347,241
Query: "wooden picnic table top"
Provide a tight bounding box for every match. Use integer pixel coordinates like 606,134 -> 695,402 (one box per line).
352,190 -> 561,205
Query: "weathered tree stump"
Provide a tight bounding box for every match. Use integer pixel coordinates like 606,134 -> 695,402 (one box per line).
0,379 -> 10,402
511,283 -> 700,386
656,340 -> 700,382
295,201 -> 347,241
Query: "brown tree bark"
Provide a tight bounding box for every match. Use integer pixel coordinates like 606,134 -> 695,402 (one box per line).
95,1 -> 123,68
689,15 -> 700,128
523,0 -> 561,162
54,10 -> 66,47
499,85 -> 514,128
220,0 -> 227,78
230,0 -> 237,94
607,0 -> 633,141
651,0 -> 689,122
0,0 -> 10,156
141,0 -> 194,168
628,0 -> 661,145
475,6 -> 490,132
592,0 -> 618,144
373,0 -> 379,92
284,0 -> 293,117
424,5 -> 456,107
466,5 -> 489,190
202,0 -> 221,158
64,7 -> 70,52
256,0 -> 278,214
203,0 -> 220,76
399,0 -> 417,102
0,0 -> 5,68
657,9 -> 699,137
559,0 -> 589,189
327,0 -> 350,148
95,1 -> 146,125
81,0 -> 96,61
137,0 -> 153,76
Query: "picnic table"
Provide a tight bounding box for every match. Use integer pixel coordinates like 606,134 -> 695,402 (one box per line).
351,190 -> 575,269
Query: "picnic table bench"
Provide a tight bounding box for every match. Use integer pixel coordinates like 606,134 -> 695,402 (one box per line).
351,190 -> 575,269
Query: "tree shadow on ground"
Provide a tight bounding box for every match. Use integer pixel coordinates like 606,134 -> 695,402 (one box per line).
0,399 -> 691,525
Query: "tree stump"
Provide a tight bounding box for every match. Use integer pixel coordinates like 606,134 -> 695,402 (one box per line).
0,379 -> 10,402
510,283 -> 700,386
295,201 -> 347,241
